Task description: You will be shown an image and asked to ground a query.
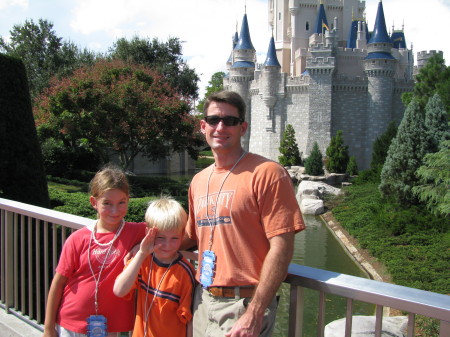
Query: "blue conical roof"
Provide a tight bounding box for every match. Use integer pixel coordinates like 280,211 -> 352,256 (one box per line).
263,36 -> 281,67
314,3 -> 330,34
346,20 -> 358,48
368,0 -> 391,44
235,14 -> 255,50
391,31 -> 407,49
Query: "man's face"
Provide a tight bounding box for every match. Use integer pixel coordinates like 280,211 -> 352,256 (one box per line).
200,101 -> 248,154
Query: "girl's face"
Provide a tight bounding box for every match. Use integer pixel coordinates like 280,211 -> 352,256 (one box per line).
153,228 -> 183,264
90,189 -> 129,230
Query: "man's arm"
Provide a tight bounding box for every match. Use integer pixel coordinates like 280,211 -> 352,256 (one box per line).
225,231 -> 295,337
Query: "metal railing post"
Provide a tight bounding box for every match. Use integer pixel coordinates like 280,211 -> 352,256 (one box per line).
4,210 -> 14,313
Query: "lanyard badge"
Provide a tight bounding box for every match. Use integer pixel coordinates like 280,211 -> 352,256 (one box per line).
86,315 -> 107,337
200,250 -> 216,288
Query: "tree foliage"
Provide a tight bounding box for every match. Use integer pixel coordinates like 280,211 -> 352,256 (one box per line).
34,59 -> 203,170
0,18 -> 97,101
197,71 -> 225,112
413,139 -> 450,216
403,53 -> 450,118
371,120 -> 398,171
304,142 -> 324,176
424,93 -> 450,153
278,124 -> 302,166
109,36 -> 199,100
0,55 -> 49,207
325,130 -> 349,173
346,156 -> 358,176
379,99 -> 430,204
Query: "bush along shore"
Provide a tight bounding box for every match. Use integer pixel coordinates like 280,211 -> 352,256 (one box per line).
329,182 -> 449,336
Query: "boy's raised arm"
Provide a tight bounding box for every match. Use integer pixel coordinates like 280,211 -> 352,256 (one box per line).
114,228 -> 157,297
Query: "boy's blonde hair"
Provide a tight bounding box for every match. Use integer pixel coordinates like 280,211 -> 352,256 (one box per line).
89,164 -> 130,198
145,196 -> 187,232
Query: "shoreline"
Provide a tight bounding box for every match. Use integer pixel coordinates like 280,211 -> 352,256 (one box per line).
320,211 -> 398,316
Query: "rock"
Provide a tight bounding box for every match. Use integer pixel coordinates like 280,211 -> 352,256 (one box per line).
300,198 -> 324,215
325,316 -> 408,337
297,180 -> 342,200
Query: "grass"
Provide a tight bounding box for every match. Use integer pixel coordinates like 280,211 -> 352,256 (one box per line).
330,182 -> 449,336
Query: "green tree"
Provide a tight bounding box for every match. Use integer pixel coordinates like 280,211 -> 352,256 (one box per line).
109,36 -> 199,100
379,99 -> 430,204
346,156 -> 358,176
413,139 -> 450,216
0,55 -> 49,207
424,93 -> 449,153
403,53 -> 450,118
304,142 -> 324,176
197,71 -> 225,112
0,19 -> 97,101
325,130 -> 349,173
34,59 -> 203,171
371,121 -> 398,171
278,124 -> 302,166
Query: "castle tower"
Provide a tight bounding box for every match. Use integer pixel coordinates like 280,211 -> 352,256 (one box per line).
363,0 -> 397,168
250,36 -> 284,158
227,13 -> 256,151
304,5 -> 336,156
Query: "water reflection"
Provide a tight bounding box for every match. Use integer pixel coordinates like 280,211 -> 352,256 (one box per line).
274,215 -> 374,336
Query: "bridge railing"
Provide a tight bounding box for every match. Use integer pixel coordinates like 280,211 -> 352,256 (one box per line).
1,197 -> 449,336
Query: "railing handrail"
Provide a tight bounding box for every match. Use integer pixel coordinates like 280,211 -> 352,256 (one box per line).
0,197 -> 93,229
1,197 -> 450,336
286,264 -> 450,322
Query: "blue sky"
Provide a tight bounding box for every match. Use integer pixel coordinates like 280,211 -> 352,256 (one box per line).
1,0 -> 449,99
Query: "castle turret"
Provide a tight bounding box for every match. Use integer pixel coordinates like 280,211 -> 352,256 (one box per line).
250,36 -> 284,160
228,13 -> 255,151
363,0 -> 397,168
304,4 -> 336,156
226,31 -> 239,71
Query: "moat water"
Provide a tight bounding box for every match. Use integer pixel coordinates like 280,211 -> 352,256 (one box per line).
273,214 -> 374,336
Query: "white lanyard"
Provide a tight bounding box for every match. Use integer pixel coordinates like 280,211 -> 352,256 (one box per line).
205,151 -> 247,250
87,220 -> 125,315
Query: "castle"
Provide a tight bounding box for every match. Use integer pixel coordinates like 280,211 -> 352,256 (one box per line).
223,0 -> 442,169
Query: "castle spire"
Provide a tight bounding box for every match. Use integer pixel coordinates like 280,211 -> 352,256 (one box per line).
263,36 -> 281,67
234,13 -> 255,51
314,1 -> 329,34
368,0 -> 391,44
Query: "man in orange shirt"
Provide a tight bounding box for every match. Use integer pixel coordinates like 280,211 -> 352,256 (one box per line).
183,91 -> 305,337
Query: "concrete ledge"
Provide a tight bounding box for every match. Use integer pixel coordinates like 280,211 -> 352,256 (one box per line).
0,308 -> 42,337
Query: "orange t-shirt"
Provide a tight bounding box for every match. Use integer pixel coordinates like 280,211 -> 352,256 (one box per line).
125,253 -> 195,337
187,152 -> 305,286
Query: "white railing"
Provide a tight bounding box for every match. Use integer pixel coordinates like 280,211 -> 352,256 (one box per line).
1,197 -> 449,336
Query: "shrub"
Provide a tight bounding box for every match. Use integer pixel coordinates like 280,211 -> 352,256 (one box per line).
304,142 -> 324,176
278,124 -> 302,166
325,130 -> 349,173
346,156 -> 358,175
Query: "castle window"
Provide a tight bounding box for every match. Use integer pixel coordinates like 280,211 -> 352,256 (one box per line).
306,22 -> 309,31
279,12 -> 281,20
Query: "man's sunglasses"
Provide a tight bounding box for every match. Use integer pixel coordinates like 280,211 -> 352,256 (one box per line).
204,115 -> 244,126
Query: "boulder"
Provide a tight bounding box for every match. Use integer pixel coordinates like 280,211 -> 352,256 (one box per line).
300,198 -> 324,215
325,316 -> 408,337
297,180 -> 342,200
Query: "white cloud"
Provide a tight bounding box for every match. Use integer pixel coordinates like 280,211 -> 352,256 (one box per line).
1,0 -> 449,99
69,0 -> 270,97
0,0 -> 28,10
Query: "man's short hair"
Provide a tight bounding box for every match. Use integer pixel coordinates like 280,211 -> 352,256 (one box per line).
203,91 -> 246,121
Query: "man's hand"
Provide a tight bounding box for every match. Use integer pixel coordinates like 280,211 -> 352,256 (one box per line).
224,308 -> 263,337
